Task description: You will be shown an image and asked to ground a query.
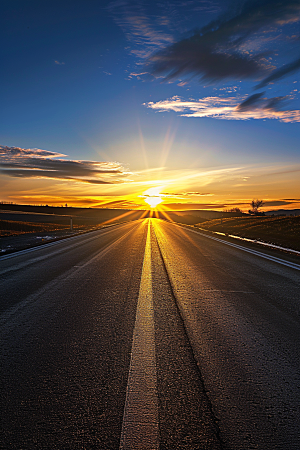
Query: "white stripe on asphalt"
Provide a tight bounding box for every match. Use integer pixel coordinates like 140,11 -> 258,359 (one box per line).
0,221 -> 133,261
119,221 -> 159,450
185,228 -> 300,272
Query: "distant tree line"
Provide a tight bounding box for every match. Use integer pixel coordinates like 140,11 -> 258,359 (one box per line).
223,200 -> 265,216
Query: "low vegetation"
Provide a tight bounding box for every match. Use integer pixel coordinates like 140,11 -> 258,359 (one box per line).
0,220 -> 76,237
195,215 -> 300,251
1,204 -> 300,252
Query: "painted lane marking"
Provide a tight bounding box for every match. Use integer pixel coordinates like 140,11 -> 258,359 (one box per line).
119,221 -> 159,450
183,227 -> 300,272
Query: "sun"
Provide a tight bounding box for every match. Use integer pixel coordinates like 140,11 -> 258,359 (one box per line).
140,186 -> 165,209
144,196 -> 163,208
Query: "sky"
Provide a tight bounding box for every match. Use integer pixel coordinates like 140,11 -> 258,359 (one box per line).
1,0 -> 300,211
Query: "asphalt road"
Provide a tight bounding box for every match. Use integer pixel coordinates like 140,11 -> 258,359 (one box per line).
1,218 -> 300,449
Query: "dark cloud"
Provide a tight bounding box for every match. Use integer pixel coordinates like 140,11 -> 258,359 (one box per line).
0,145 -> 128,184
237,92 -> 265,111
263,200 -> 294,206
147,31 -> 263,83
263,96 -> 289,110
237,93 -> 293,115
199,0 -> 300,38
146,0 -> 300,83
0,145 -> 65,158
256,57 -> 300,89
0,169 -> 113,184
0,158 -> 122,176
164,202 -> 226,210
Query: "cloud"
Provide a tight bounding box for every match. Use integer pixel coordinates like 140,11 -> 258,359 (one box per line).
256,56 -> 300,89
108,0 -> 222,73
163,202 -> 226,210
161,191 -> 213,197
263,96 -> 290,110
144,95 -> 300,122
107,0 -> 174,51
55,60 -> 65,65
0,146 -> 66,158
236,91 -> 291,113
146,36 -> 265,83
0,146 -> 129,184
237,92 -> 265,111
263,200 -> 295,206
145,0 -> 300,83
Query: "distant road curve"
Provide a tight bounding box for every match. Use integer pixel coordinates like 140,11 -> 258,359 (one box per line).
1,218 -> 300,449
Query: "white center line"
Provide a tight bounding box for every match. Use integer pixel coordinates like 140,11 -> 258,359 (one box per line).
119,221 -> 159,450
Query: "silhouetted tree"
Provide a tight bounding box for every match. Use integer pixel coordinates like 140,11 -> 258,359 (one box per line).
249,199 -> 264,215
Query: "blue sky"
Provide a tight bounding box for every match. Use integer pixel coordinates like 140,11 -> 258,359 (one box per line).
1,0 -> 300,210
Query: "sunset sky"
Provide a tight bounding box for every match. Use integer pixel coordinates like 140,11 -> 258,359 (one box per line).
1,0 -> 300,211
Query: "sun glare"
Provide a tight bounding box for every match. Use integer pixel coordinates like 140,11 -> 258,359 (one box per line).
144,196 -> 163,208
141,186 -> 165,209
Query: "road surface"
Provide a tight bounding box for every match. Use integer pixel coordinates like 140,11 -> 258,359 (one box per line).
1,218 -> 300,449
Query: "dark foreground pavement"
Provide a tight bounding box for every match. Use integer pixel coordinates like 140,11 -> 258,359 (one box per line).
1,218 -> 300,449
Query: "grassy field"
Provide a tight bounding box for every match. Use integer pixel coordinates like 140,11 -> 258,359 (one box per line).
1,204 -> 300,252
0,220 -> 82,237
195,215 -> 300,251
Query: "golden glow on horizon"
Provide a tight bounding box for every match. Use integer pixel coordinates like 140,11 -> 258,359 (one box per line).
2,140 -> 300,212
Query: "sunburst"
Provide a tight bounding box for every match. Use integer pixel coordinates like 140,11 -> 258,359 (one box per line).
144,195 -> 163,208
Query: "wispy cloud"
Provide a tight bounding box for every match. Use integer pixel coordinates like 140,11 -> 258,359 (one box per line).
145,0 -> 300,84
54,60 -> 65,65
0,146 -> 66,159
108,0 -> 221,71
237,92 -> 266,111
0,146 -> 130,184
144,95 -> 300,122
163,202 -> 227,210
107,0 -> 174,51
256,56 -> 300,89
161,191 -> 213,197
109,0 -> 299,122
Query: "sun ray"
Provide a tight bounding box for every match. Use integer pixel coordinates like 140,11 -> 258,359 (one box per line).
99,210 -> 141,226
138,120 -> 149,170
160,123 -> 177,169
156,207 -> 175,222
